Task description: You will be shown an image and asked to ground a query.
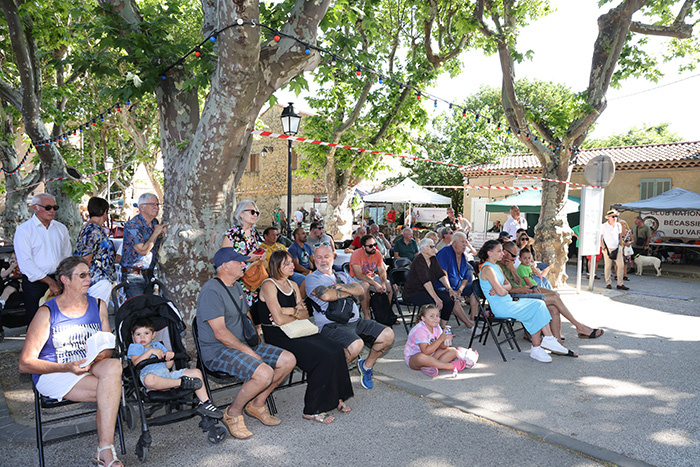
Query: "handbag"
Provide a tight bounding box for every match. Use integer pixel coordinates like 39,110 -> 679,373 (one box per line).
215,278 -> 259,347
242,260 -> 268,291
278,319 -> 318,338
623,245 -> 634,257
603,239 -> 619,260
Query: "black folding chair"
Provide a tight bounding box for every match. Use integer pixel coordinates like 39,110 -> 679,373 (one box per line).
192,319 -> 278,415
388,267 -> 418,333
393,257 -> 411,269
468,279 -> 521,362
34,383 -> 126,467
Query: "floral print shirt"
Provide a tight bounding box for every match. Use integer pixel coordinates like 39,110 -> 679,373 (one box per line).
120,214 -> 161,270
74,223 -> 116,285
225,224 -> 263,306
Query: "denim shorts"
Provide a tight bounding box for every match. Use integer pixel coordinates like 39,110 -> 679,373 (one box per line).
139,365 -> 185,388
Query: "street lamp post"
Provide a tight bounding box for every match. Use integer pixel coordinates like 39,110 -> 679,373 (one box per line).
104,156 -> 114,208
280,102 -> 301,237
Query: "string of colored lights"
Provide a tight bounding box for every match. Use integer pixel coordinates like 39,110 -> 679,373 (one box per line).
3,19 -> 580,177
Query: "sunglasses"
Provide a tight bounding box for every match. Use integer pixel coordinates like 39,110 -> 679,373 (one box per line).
313,241 -> 332,248
364,243 -> 377,248
74,271 -> 93,279
610,215 -> 618,218
504,249 -> 516,257
245,209 -> 260,216
37,204 -> 60,211
142,203 -> 161,207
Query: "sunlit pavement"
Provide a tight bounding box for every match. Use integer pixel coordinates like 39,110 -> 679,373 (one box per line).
0,265 -> 697,466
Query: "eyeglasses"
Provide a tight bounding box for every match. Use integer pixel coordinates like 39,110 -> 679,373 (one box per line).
36,204 -> 60,211
313,241 -> 332,248
74,271 -> 93,279
428,245 -> 436,249
364,243 -> 377,248
142,203 -> 161,207
245,209 -> 260,216
504,249 -> 516,257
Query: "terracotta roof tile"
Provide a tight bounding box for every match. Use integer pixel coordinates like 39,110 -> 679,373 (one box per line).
466,141 -> 700,172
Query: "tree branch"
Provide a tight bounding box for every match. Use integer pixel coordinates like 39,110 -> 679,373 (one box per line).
629,21 -> 692,38
0,77 -> 22,110
369,86 -> 410,146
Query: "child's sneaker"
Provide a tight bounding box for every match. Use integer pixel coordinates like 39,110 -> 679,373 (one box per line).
196,400 -> 223,419
358,358 -> 373,389
420,366 -> 439,378
179,375 -> 203,390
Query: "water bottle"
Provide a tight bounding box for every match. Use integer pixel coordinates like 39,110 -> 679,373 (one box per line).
444,325 -> 452,346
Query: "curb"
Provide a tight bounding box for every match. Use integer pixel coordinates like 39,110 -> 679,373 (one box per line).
375,373 -> 655,467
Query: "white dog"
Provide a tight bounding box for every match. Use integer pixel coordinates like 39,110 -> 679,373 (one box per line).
634,255 -> 662,276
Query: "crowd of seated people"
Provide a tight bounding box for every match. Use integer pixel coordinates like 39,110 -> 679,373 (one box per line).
14,198 -> 610,461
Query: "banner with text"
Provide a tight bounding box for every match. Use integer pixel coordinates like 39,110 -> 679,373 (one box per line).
643,210 -> 700,239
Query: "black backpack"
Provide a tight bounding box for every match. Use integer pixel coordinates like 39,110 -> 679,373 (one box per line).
370,292 -> 397,326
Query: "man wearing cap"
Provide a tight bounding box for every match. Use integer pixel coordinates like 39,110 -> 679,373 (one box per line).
601,210 -> 629,290
632,216 -> 652,256
196,248 -> 296,439
503,206 -> 527,239
498,231 -> 512,243
14,193 -> 72,322
120,193 -> 167,298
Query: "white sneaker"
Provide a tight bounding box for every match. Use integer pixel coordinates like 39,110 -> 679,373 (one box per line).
530,345 -> 552,363
541,336 -> 570,354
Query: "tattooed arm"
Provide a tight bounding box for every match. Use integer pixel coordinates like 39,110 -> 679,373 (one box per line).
311,281 -> 364,302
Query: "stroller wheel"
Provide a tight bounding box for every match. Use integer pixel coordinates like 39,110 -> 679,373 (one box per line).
120,403 -> 135,430
206,424 -> 227,445
136,442 -> 148,462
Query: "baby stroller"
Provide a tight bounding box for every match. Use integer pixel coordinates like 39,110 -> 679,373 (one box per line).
0,245 -> 27,342
113,282 -> 227,462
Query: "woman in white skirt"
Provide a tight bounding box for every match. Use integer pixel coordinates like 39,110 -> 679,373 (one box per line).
19,256 -> 123,466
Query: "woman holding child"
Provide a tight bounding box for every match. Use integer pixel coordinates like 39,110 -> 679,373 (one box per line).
258,250 -> 353,424
477,240 -> 573,363
19,257 -> 123,466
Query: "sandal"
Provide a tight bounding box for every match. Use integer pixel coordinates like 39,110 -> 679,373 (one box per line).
337,401 -> 351,413
222,411 -> 253,439
93,445 -> 123,467
245,402 -> 281,426
578,329 -> 604,339
303,413 -> 335,424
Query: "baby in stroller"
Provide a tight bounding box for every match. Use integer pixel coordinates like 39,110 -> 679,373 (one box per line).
128,318 -> 222,419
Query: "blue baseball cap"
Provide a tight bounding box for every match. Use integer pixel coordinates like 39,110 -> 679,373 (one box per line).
213,248 -> 250,268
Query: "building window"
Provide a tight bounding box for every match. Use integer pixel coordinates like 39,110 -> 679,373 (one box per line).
247,152 -> 260,172
639,178 -> 671,200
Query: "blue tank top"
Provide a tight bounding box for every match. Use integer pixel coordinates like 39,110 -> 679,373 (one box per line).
32,296 -> 102,385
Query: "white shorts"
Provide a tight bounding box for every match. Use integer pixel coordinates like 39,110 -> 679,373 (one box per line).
36,372 -> 89,401
88,279 -> 114,304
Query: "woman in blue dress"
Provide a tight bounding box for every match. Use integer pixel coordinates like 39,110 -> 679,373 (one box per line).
477,240 -> 572,363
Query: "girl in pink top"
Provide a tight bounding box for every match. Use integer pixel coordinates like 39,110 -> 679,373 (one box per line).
404,305 -> 475,378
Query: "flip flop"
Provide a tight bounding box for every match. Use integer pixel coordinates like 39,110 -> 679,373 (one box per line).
578,329 -> 604,339
337,402 -> 351,414
303,413 -> 335,424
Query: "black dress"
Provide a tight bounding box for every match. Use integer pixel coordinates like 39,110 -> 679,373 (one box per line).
258,279 -> 353,415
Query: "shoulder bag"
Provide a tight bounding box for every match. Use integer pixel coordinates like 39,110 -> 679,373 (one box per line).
215,278 -> 259,347
242,260 -> 268,291
603,239 -> 619,260
324,273 -> 355,324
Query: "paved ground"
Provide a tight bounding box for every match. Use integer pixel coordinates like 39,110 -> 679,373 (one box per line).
1,264 -> 698,466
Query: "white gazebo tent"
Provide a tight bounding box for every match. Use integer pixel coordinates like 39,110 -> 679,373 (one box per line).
363,178 -> 451,226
